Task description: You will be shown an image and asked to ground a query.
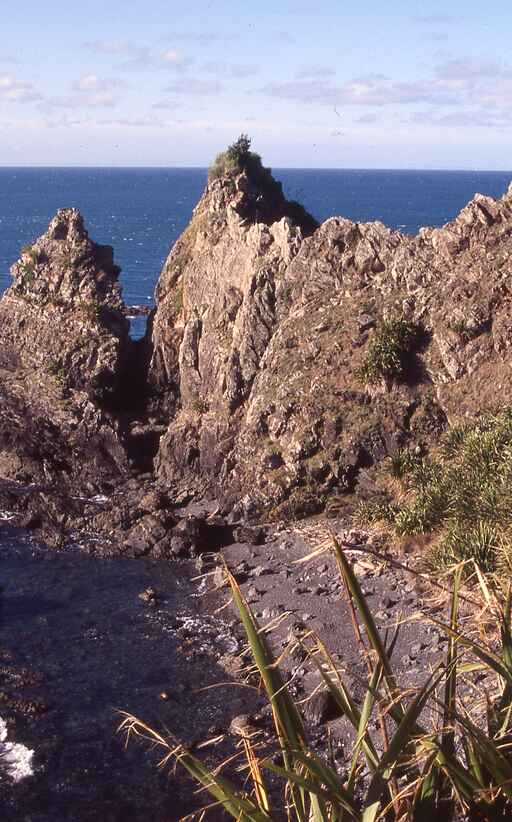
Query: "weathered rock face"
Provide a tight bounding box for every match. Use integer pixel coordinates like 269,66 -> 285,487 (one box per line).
150,174 -> 512,520
0,209 -> 130,492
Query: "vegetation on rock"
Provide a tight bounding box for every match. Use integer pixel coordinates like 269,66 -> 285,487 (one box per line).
357,409 -> 512,575
208,133 -> 273,186
357,317 -> 419,384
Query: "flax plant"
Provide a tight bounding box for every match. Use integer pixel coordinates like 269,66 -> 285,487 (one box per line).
120,543 -> 512,821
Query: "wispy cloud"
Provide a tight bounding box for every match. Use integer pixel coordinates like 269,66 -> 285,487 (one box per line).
161,31 -> 233,45
73,74 -> 125,92
152,99 -> 181,110
163,78 -> 224,95
356,112 -> 380,124
84,39 -> 136,55
0,75 -> 42,103
433,56 -> 510,85
414,14 -> 455,24
97,115 -> 166,128
43,75 -> 125,110
160,50 -> 194,71
45,92 -> 118,109
259,57 -> 512,119
408,109 -> 511,128
296,66 -> 336,80
201,60 -> 258,78
260,74 -> 456,106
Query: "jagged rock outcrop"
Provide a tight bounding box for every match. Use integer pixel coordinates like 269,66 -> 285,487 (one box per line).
149,174 -> 512,520
0,209 -> 130,494
4,174 -> 512,542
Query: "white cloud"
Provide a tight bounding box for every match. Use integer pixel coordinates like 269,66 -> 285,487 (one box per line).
162,49 -> 182,63
0,75 -> 41,103
296,66 -> 336,80
41,75 -> 126,109
160,50 -> 194,72
408,109 -> 511,128
97,115 -> 166,128
259,56 -> 512,118
44,92 -> 117,109
414,14 -> 455,23
260,75 -> 455,107
74,74 -> 124,92
152,99 -> 181,109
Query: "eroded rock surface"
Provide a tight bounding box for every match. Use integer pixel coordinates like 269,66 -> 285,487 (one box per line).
149,174 -> 512,520
3,174 -> 512,543
0,209 -> 130,497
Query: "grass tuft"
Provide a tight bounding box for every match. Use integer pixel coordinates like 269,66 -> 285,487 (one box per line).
120,549 -> 512,820
357,409 -> 512,574
357,317 -> 419,385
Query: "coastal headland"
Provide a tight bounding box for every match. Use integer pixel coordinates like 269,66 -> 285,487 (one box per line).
2,156 -> 512,818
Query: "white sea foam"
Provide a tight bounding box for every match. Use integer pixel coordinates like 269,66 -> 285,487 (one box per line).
0,718 -> 35,782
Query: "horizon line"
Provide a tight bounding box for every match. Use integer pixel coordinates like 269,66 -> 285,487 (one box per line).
1,165 -> 512,174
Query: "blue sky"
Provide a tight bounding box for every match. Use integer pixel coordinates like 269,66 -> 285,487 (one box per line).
1,0 -> 511,168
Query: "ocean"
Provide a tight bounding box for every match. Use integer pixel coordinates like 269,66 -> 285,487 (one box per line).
1,168 -> 511,339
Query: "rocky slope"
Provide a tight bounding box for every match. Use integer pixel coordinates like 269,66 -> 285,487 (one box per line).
2,170 -> 512,547
0,209 -> 132,538
149,172 -> 512,521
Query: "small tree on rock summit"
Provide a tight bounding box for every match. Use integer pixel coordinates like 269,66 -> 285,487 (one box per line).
208,134 -> 272,185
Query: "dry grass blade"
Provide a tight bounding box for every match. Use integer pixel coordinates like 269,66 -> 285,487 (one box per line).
117,713 -> 271,821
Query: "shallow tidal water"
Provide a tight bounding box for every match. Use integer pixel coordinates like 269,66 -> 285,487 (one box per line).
0,524 -> 249,821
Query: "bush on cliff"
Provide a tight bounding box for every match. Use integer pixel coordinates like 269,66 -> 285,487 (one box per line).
357,408 -> 512,575
357,316 -> 419,384
208,133 -> 274,188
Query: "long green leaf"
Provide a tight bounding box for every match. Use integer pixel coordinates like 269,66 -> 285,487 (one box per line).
332,539 -> 402,709
227,569 -> 308,820
428,616 -> 512,686
263,760 -> 360,819
362,668 -> 444,822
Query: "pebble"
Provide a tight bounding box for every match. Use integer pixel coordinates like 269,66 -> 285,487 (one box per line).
138,587 -> 157,605
409,642 -> 423,658
250,565 -> 272,578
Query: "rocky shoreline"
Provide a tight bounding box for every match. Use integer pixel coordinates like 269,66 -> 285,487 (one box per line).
0,521 -> 264,821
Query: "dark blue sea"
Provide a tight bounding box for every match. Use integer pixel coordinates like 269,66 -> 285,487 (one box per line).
1,168 -> 511,338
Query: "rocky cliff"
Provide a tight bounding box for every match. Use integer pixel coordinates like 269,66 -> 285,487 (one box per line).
149,172 -> 512,520
2,169 -> 512,546
0,208 -> 130,496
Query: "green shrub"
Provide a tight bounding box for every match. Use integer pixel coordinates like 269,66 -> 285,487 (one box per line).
78,300 -> 101,323
359,409 -> 512,574
21,244 -> 38,263
190,396 -> 208,414
357,317 -> 419,384
172,282 -> 183,315
208,133 -> 274,187
386,448 -> 421,479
